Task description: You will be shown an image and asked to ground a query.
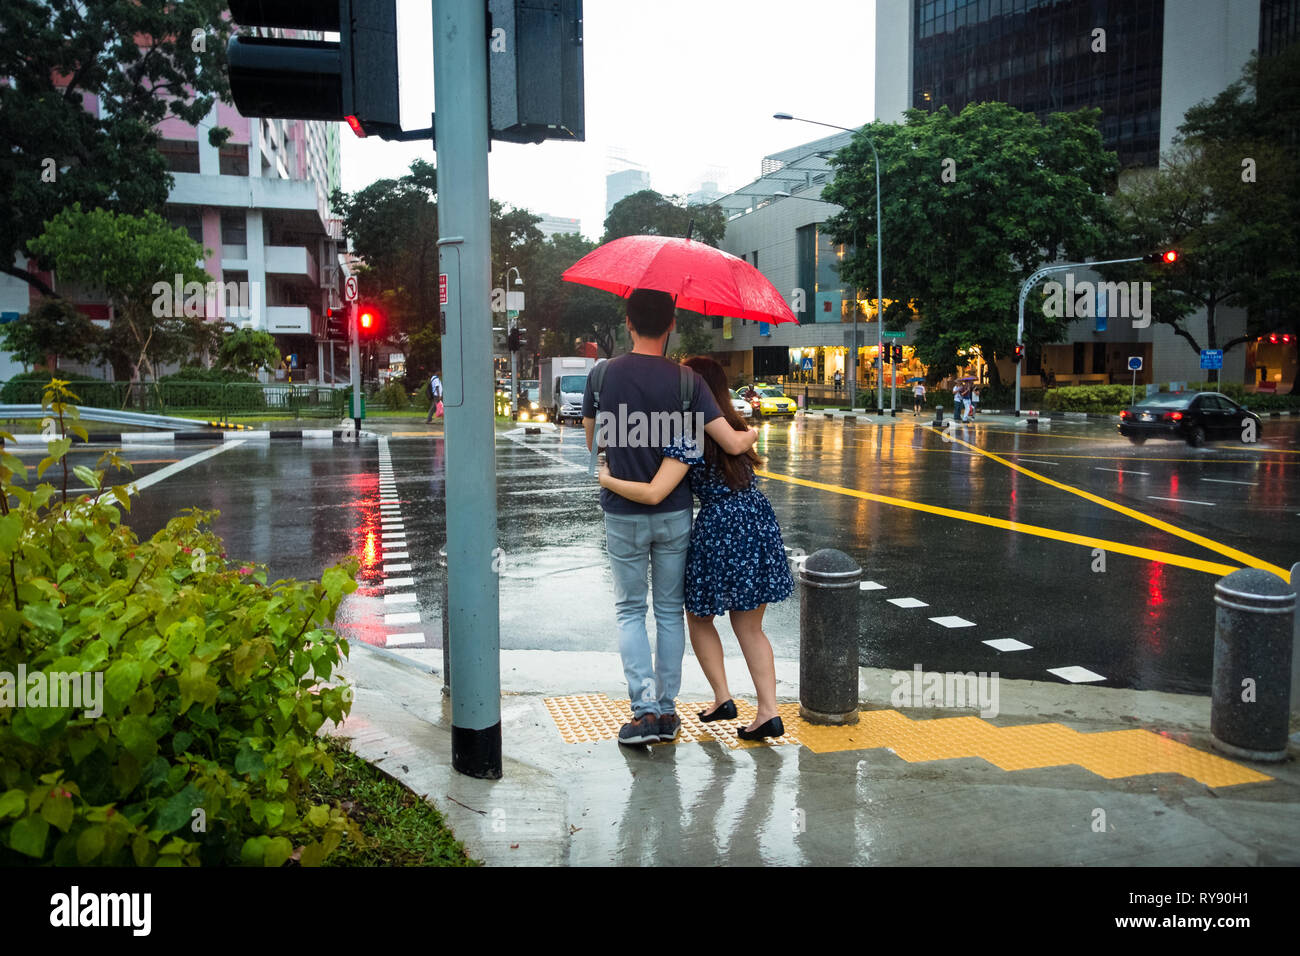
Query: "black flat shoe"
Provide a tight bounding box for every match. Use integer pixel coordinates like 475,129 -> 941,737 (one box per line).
737,716 -> 784,740
698,699 -> 738,722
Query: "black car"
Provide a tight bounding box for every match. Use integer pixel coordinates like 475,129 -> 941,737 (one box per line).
1117,391 -> 1261,447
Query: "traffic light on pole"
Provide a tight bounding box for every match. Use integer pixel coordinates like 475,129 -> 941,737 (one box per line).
226,1 -> 400,139
1142,249 -> 1180,264
892,344 -> 903,364
1013,344 -> 1024,363
357,306 -> 382,340
325,307 -> 346,341
508,328 -> 521,352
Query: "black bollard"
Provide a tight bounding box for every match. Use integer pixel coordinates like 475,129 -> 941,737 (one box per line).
1210,567 -> 1295,762
439,544 -> 450,697
799,549 -> 863,725
932,407 -> 943,427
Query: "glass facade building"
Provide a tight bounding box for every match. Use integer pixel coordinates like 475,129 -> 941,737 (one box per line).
912,0 -> 1165,168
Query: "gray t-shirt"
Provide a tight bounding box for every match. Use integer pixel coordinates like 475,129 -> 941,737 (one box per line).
583,353 -> 723,515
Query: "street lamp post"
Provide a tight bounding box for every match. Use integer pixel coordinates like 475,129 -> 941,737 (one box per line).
1014,256 -> 1148,415
775,113 -> 883,414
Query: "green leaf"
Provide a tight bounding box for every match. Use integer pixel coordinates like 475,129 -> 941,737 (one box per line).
0,514 -> 22,551
8,815 -> 50,858
73,465 -> 100,489
105,659 -> 142,703
21,602 -> 63,632
156,786 -> 200,833
306,804 -> 330,828
263,836 -> 293,867
40,793 -> 74,832
76,826 -> 106,863
0,790 -> 27,818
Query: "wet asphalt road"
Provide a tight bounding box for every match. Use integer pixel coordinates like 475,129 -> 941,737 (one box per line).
22,414 -> 1297,696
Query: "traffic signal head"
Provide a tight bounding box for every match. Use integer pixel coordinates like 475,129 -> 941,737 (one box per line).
1013,344 -> 1024,363
1143,249 -> 1180,264
488,0 -> 585,143
325,307 -> 346,341
357,306 -> 383,339
508,328 -> 522,352
892,344 -> 903,363
226,0 -> 400,138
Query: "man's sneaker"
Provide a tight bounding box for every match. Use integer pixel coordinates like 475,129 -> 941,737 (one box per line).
656,712 -> 681,743
618,713 -> 661,746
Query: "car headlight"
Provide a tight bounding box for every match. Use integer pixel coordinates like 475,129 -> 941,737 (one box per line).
519,410 -> 530,421
530,401 -> 538,410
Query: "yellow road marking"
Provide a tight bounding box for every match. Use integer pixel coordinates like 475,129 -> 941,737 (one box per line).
973,425 -> 1300,454
755,469 -> 1239,577
543,694 -> 1272,787
928,427 -> 1290,580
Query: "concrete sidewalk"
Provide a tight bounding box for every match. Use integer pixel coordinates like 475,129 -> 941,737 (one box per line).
330,641 -> 1300,866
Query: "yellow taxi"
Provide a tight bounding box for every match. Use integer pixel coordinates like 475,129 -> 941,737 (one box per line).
735,383 -> 796,418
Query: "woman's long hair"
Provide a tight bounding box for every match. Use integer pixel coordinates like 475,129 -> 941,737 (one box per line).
683,356 -> 762,491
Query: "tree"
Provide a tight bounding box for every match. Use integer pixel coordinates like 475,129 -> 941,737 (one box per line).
602,189 -> 726,246
1099,142 -> 1284,384
821,104 -> 1117,383
1175,45 -> 1300,390
0,296 -> 101,370
0,0 -> 232,297
524,233 -> 623,358
217,327 -> 279,376
332,160 -> 439,341
26,204 -> 211,383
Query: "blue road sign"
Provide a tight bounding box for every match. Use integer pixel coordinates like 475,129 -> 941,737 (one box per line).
1127,356 -> 1143,371
0,311 -> 20,324
801,356 -> 814,370
1200,349 -> 1223,370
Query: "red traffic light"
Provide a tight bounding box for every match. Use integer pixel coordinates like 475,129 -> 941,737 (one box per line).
360,311 -> 374,330
1143,249 -> 1180,264
346,115 -> 366,138
1013,344 -> 1024,363
1162,249 -> 1178,264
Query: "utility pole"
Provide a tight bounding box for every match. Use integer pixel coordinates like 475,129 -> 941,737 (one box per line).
435,0 -> 501,778
349,300 -> 361,432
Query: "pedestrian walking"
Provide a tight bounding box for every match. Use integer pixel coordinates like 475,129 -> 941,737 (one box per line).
954,383 -> 966,422
913,380 -> 926,416
834,369 -> 842,395
599,356 -> 793,741
583,290 -> 758,747
424,369 -> 443,423
962,384 -> 974,423
970,386 -> 980,420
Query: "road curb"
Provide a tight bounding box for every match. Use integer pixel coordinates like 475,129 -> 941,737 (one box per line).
2,428 -> 377,445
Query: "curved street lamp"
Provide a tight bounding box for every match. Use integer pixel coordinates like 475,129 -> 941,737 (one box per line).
775,113 -> 885,413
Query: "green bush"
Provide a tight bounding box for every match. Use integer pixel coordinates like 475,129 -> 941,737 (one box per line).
0,370 -> 118,407
370,380 -> 409,410
0,379 -> 361,866
1041,384 -> 1134,413
1241,391 -> 1300,412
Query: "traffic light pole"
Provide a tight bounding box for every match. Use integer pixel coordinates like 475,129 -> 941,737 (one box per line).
349,301 -> 361,429
1014,256 -> 1144,417
434,0 -> 502,778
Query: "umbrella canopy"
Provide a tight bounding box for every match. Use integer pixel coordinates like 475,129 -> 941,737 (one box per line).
957,375 -> 977,381
562,235 -> 798,325
906,376 -> 925,383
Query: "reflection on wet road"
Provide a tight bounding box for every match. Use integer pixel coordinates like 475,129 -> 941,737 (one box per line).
82,414 -> 1298,696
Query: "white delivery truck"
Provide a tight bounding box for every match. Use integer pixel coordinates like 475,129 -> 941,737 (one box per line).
540,355 -> 599,425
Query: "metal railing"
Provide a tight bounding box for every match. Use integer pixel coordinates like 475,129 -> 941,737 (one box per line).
0,379 -> 350,422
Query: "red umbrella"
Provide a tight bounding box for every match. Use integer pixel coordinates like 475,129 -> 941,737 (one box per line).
561,235 -> 799,325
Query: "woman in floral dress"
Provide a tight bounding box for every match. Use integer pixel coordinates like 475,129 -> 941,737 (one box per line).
598,357 -> 794,740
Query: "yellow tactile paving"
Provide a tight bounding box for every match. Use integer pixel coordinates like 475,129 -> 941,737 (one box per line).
542,694 -> 1273,788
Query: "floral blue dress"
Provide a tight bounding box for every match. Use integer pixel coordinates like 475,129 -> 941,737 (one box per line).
663,437 -> 794,617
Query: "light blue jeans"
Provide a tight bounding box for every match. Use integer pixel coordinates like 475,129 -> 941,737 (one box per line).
604,508 -> 692,719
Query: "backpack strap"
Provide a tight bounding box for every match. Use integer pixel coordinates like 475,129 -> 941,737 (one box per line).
678,364 -> 695,413
588,361 -> 608,476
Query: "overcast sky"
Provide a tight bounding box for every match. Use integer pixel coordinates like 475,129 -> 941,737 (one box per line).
341,0 -> 878,241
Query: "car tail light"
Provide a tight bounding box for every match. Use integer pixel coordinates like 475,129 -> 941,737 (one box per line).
1164,411 -> 1183,421
1120,410 -> 1129,419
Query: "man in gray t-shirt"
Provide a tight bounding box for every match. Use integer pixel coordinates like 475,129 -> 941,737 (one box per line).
583,289 -> 757,745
